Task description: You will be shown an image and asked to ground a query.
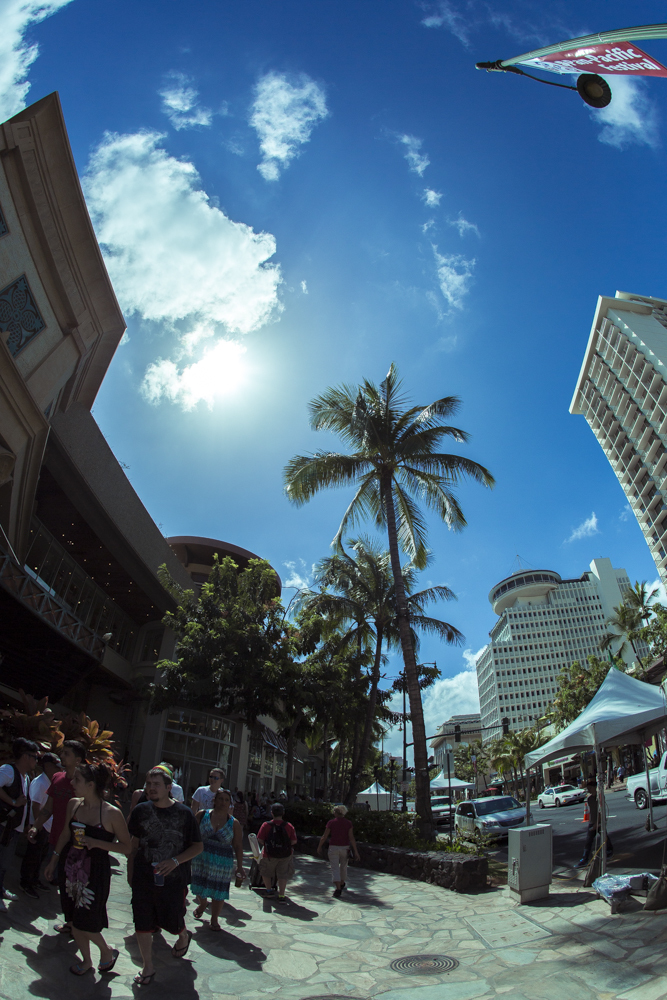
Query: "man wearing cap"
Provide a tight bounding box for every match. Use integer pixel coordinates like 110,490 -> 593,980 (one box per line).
257,803 -> 297,903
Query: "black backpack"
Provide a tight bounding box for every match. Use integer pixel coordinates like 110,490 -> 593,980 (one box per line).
264,820 -> 292,858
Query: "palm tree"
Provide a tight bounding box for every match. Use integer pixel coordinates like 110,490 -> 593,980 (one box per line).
625,581 -> 659,623
304,537 -> 462,805
600,602 -> 644,666
284,364 -> 494,836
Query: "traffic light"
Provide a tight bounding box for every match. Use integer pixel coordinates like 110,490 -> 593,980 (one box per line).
502,717 -> 510,736
454,724 -> 461,743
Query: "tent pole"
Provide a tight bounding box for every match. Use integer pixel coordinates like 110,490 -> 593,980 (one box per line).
596,745 -> 607,876
644,732 -> 656,832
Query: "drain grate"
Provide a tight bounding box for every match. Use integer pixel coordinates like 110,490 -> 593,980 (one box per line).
390,954 -> 459,976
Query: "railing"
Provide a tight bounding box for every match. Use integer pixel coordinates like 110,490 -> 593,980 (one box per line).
23,518 -> 138,660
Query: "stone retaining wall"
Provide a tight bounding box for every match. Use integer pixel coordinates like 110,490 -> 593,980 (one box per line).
295,834 -> 487,892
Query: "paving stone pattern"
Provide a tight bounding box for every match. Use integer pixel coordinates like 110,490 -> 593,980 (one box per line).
1,852 -> 667,999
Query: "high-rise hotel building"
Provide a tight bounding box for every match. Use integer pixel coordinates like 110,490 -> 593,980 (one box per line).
476,559 -> 643,741
570,291 -> 667,584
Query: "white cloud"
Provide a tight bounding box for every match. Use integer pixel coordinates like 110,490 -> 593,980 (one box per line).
422,646 -> 483,736
565,511 -> 599,544
0,0 -> 73,121
449,213 -> 479,237
300,280 -> 308,294
283,558 -> 315,592
591,76 -> 659,149
159,72 -> 212,130
398,134 -> 430,176
422,188 -> 442,207
421,1 -> 471,46
649,578 -> 667,607
432,245 -> 475,309
142,338 -> 247,410
250,71 -> 328,181
83,130 -> 282,334
619,503 -> 632,523
422,219 -> 435,233
436,334 -> 458,352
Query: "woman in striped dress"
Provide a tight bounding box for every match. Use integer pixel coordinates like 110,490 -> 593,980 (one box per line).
192,789 -> 245,930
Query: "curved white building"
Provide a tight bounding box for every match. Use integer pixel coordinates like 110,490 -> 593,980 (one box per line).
476,558 -> 642,740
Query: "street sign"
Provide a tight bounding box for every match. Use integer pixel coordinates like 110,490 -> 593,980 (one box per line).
519,41 -> 667,77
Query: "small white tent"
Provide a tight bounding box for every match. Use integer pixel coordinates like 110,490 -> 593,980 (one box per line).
429,772 -> 475,792
357,781 -> 391,810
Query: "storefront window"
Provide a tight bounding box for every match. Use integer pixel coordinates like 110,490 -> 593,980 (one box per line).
248,739 -> 262,773
274,754 -> 285,776
263,748 -> 274,776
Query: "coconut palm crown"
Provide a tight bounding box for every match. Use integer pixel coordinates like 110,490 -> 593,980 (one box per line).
284,364 -> 494,836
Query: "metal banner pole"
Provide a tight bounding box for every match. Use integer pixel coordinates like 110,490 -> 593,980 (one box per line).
596,745 -> 607,875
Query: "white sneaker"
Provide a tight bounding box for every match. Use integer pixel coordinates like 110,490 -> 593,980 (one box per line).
0,900 -> 7,912
2,891 -> 17,901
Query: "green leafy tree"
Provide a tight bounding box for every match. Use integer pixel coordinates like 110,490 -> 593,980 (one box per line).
549,654 -> 625,731
638,603 -> 667,660
453,739 -> 488,785
600,602 -> 645,666
284,364 -> 494,836
150,556 -> 319,720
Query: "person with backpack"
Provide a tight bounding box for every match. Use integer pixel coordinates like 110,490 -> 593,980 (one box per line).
257,803 -> 297,903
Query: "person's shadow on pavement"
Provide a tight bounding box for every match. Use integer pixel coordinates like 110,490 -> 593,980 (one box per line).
193,926 -> 266,971
14,940 -> 113,1000
261,897 -> 317,921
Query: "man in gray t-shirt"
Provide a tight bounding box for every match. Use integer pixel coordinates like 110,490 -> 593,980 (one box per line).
190,767 -> 224,813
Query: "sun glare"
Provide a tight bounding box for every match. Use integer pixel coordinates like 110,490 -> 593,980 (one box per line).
179,339 -> 248,408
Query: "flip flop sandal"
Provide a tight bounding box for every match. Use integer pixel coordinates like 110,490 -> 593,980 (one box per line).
133,972 -> 156,986
210,921 -> 221,932
172,930 -> 192,958
69,963 -> 93,976
55,923 -> 73,935
193,905 -> 207,919
98,948 -> 119,974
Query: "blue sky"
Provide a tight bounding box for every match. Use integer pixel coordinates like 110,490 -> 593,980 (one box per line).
3,0 -> 667,757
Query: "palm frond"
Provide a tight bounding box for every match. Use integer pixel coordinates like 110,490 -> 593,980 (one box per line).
284,452 -> 372,505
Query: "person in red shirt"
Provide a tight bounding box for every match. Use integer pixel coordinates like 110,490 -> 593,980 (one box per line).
257,803 -> 297,903
28,740 -> 87,932
317,804 -> 360,897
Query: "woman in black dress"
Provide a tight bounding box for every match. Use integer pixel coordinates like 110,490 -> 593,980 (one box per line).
45,762 -> 132,976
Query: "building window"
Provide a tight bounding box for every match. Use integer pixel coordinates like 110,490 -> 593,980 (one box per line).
1,274 -> 46,356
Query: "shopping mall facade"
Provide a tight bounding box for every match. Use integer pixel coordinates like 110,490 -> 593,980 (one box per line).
0,93 -> 315,799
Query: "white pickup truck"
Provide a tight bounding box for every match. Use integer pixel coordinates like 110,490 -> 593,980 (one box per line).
626,753 -> 667,809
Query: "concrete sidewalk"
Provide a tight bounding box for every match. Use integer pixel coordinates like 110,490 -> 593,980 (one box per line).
0,851 -> 666,1000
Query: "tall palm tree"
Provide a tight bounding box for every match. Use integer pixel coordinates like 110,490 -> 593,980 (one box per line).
284,364 -> 494,835
308,537 -> 461,805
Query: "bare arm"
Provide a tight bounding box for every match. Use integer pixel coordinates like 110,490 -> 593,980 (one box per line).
44,799 -> 78,878
0,785 -> 25,809
317,826 -> 331,854
28,796 -> 53,839
153,838 -> 203,876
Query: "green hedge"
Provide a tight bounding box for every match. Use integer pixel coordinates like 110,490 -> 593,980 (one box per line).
284,801 -> 477,854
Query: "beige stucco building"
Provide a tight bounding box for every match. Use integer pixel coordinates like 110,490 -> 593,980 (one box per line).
0,93 -> 307,799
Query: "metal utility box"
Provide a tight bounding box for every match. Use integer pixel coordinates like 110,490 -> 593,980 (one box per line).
508,824 -> 552,904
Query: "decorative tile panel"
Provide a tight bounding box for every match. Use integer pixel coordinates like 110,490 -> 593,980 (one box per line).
0,275 -> 46,357
0,203 -> 7,238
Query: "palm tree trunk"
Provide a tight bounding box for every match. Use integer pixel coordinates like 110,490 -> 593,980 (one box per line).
382,474 -> 433,839
346,626 -> 384,806
322,719 -> 330,799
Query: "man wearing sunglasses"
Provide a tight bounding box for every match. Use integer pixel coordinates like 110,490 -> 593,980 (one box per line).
191,768 -> 225,814
0,738 -> 39,910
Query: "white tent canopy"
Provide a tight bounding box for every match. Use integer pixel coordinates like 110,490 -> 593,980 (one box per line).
525,668 -> 667,770
430,771 -> 475,790
357,781 -> 391,810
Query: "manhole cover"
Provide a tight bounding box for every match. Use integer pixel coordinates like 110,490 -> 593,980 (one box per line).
390,954 -> 459,975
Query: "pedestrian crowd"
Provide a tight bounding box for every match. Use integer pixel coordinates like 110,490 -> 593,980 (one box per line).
0,738 -> 362,986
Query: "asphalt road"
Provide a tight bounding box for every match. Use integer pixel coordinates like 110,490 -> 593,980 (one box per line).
491,788 -> 667,872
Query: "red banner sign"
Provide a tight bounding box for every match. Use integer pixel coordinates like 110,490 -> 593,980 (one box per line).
520,41 -> 667,77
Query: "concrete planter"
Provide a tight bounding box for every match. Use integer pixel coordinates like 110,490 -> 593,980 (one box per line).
296,833 -> 487,892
